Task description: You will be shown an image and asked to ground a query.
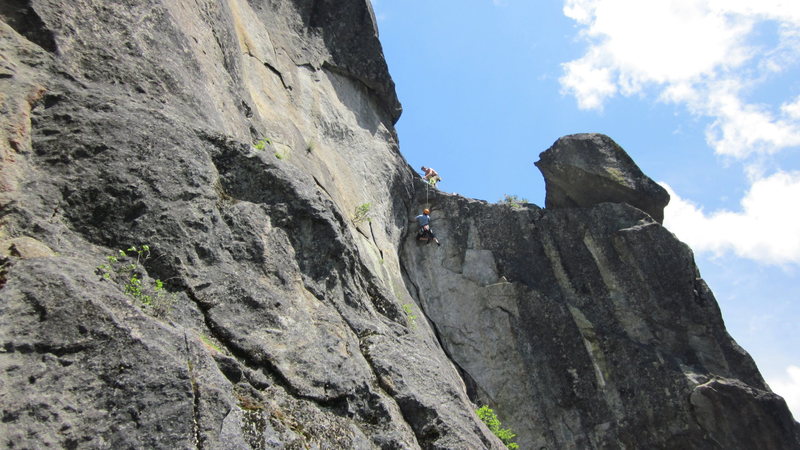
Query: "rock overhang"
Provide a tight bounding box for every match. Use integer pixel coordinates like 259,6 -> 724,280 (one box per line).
535,133 -> 670,223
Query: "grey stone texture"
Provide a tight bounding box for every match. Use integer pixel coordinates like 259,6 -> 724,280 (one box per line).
0,1 -> 797,449
536,133 -> 671,223
0,0 -> 500,448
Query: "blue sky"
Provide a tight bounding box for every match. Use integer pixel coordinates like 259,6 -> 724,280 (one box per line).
371,0 -> 799,419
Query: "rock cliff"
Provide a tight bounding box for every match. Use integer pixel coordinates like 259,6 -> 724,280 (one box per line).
1,1 -> 798,449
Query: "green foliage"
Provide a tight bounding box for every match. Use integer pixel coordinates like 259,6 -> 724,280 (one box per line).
253,138 -> 272,151
96,244 -> 175,318
199,334 -> 222,353
254,137 -> 292,160
125,272 -> 146,300
401,303 -> 417,329
476,405 -> 519,449
499,194 -> 529,209
353,202 -> 371,225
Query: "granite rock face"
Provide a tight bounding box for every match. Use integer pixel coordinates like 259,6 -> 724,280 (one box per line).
1,1 -> 798,449
0,1 -> 500,448
535,133 -> 671,223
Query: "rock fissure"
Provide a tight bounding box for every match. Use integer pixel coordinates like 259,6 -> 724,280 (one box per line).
245,50 -> 289,91
355,337 -> 424,447
2,341 -> 91,357
183,332 -> 203,450
311,176 -> 334,202
184,287 -> 294,396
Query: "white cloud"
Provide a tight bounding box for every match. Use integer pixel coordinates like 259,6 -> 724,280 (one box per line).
562,0 -> 755,89
704,83 -> 800,158
767,365 -> 800,421
662,172 -> 800,265
561,0 -> 800,158
783,95 -> 800,119
560,51 -> 617,110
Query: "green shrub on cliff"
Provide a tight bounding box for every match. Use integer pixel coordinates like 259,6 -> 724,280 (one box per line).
476,405 -> 519,449
253,138 -> 272,151
353,202 -> 371,225
499,194 -> 528,208
402,303 -> 417,329
96,245 -> 175,318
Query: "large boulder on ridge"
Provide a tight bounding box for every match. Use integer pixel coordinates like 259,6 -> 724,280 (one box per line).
535,133 -> 670,223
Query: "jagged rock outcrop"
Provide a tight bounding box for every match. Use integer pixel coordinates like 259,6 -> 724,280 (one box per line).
1,1 -> 798,449
403,185 -> 799,448
535,133 -> 670,223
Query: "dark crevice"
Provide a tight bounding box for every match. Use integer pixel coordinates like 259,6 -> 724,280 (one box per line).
3,341 -> 91,357
0,257 -> 10,290
393,396 -> 443,448
211,353 -> 243,384
367,221 -> 380,256
23,292 -> 47,321
209,25 -> 237,83
312,176 -> 334,202
239,99 -> 252,118
0,0 -> 58,53
263,60 -> 289,90
182,332 -> 203,450
355,226 -> 371,241
243,49 -> 289,90
495,305 -> 516,319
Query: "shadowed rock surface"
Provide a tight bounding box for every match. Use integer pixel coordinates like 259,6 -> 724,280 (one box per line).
1,1 -> 798,449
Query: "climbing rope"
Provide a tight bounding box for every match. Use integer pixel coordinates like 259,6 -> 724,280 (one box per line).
425,180 -> 429,210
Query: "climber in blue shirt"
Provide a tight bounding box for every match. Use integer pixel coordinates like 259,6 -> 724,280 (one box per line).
415,209 -> 440,246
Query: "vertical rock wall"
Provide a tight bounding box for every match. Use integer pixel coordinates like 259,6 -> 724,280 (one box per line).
0,1 -> 502,448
